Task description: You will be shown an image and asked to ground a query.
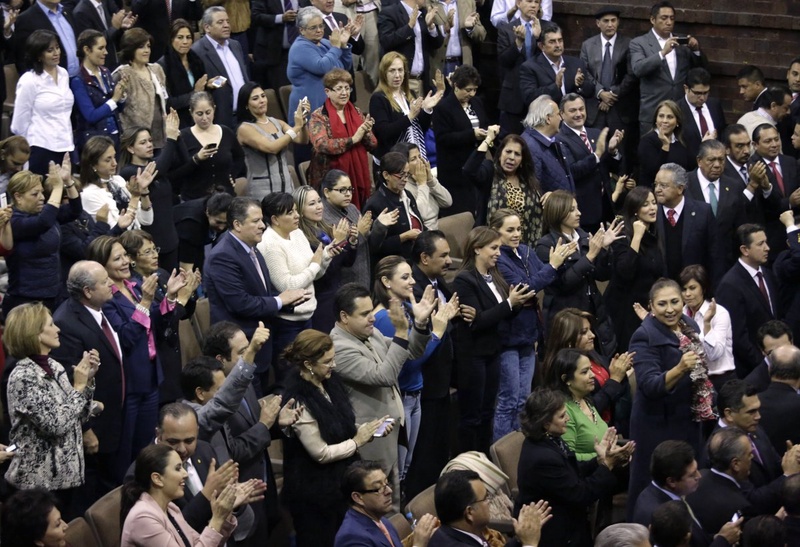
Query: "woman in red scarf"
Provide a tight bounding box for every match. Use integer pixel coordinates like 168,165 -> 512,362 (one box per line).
308,68 -> 377,209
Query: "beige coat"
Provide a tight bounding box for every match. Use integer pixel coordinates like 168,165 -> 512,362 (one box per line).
428,0 -> 486,76
113,63 -> 169,148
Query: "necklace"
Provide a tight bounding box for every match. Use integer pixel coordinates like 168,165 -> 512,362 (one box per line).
572,398 -> 597,424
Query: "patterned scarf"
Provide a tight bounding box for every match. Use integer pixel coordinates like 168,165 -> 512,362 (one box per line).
676,320 -> 718,422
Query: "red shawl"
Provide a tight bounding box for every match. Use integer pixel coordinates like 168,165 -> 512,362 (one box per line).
324,98 -> 372,209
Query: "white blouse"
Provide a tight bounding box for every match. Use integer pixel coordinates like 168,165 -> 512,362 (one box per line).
11,67 -> 74,151
81,176 -> 153,229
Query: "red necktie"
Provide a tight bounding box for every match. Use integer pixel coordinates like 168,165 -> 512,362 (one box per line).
580,130 -> 593,153
769,161 -> 786,195
695,106 -> 708,136
667,209 -> 677,227
756,271 -> 772,314
101,314 -> 125,404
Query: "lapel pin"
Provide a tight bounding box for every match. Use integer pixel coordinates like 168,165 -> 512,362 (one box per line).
725,187 -> 729,191
691,211 -> 696,216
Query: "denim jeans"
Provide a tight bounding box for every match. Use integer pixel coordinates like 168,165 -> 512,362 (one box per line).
398,392 -> 422,481
493,345 -> 536,442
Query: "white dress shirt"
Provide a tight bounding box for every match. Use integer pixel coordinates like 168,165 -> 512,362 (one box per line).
489,0 -> 552,27
696,169 -> 720,206
83,305 -> 122,357
205,34 -> 245,109
684,300 -> 735,375
401,1 -> 438,76
81,177 -> 154,229
685,95 -> 716,134
653,29 -> 676,79
442,0 -> 461,58
11,67 -> 75,151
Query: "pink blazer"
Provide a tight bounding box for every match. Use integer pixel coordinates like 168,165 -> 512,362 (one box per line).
120,492 -> 237,547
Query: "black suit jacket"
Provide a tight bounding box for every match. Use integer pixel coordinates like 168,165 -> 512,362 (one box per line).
50,297 -> 125,453
251,0 -> 291,66
13,3 -> 77,73
130,0 -> 201,60
700,425 -> 782,491
518,53 -> 595,108
686,170 -> 749,271
715,262 -> 779,376
679,97 -> 727,167
632,484 -> 710,547
412,264 -> 453,400
72,0 -> 122,70
758,381 -> 800,455
190,36 -> 249,129
496,17 -> 540,117
744,360 -> 771,393
687,470 -> 752,538
451,269 -> 515,359
774,228 -> 800,344
754,152 -> 800,256
428,526 -> 523,547
377,3 -> 444,91
579,33 -> 638,126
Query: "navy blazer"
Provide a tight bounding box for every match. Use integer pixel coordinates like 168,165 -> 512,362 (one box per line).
774,228 -> 800,345
518,53 -> 595,109
190,36 -> 249,129
632,484 -> 710,547
496,17 -> 542,117
679,97 -> 727,166
13,3 -> 78,74
521,127 -> 574,193
251,0 -> 291,66
334,508 -> 403,547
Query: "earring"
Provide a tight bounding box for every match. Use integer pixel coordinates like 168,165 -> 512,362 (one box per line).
130,261 -> 136,268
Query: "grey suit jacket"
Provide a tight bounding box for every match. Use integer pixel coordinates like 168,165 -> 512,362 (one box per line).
329,323 -> 429,468
190,37 -> 249,129
629,30 -> 707,124
579,33 -> 637,126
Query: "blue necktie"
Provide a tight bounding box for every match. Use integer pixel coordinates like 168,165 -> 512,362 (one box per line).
524,22 -> 532,59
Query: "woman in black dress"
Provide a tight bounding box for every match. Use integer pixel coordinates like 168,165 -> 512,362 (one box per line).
637,100 -> 691,188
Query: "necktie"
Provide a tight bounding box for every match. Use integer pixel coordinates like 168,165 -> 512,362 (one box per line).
326,14 -> 337,31
682,498 -> 702,527
695,105 -> 709,137
755,271 -> 772,314
749,435 -> 764,465
580,130 -> 593,153
375,519 -> 395,546
769,161 -> 785,195
740,164 -> 749,184
164,0 -> 171,21
97,2 -> 108,28
284,0 -> 299,44
249,248 -> 267,289
667,209 -> 677,227
600,41 -> 614,88
524,22 -> 532,60
101,314 -> 125,404
431,280 -> 446,304
708,181 -> 718,216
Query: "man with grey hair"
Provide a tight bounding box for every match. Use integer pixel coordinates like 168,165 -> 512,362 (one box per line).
50,260 -> 126,502
521,95 -> 574,192
594,523 -> 651,547
191,6 -> 249,128
654,161 -> 723,285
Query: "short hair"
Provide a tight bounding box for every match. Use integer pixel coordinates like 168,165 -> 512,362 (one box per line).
545,348 -> 587,395
756,320 -> 794,350
180,356 -> 224,401
768,346 -> 800,381
334,283 -> 371,318
658,162 -> 688,188
341,460 -> 384,504
649,1 -> 674,18
648,277 -> 681,304
650,440 -> 696,486
520,387 -> 568,441
297,6 -> 324,28
157,401 -> 198,429
450,65 -> 481,90
189,91 -> 215,113
434,470 -> 481,525
206,191 -> 233,217
0,487 -> 59,547
558,92 -> 584,112
380,151 -> 408,179
685,67 -> 711,88
119,27 -> 152,64
411,229 -> 447,264
320,168 -> 350,192
202,320 -> 243,360
373,255 -> 410,309
86,235 -> 122,268
723,124 -> 750,147
717,379 -> 758,414
323,68 -> 353,90
755,86 -> 791,111
539,22 -> 562,43
227,196 -> 261,228
77,29 -> 105,60
282,329 -> 334,371
678,264 -> 709,298
741,515 -> 786,547
4,302 -> 52,359
523,95 -> 558,129
120,444 -> 175,526
261,192 -> 295,225
66,260 -> 102,301
540,189 -> 575,234
118,229 -> 154,259
169,18 -> 193,42
594,523 -> 650,547
708,426 -> 748,471
737,65 -> 765,84
201,6 -> 227,28
25,30 -> 59,74
696,139 -> 726,160
650,501 -> 692,547
736,223 -> 765,248
783,473 -> 800,515
8,170 -> 43,205
80,136 -> 116,187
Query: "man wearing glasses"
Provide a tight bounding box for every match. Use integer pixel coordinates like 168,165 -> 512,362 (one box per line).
680,67 -> 727,167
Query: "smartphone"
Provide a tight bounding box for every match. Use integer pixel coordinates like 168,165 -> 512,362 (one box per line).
333,239 -> 349,250
730,510 -> 742,523
210,75 -> 227,88
5,444 -> 17,453
0,193 -> 7,208
373,418 -> 395,438
674,36 -> 690,45
203,143 -> 218,151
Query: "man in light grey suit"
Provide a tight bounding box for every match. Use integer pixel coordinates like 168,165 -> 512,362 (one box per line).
191,6 -> 249,129
629,1 -> 707,135
330,283 -> 434,507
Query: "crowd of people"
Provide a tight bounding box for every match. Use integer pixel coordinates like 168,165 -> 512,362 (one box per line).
0,0 -> 799,546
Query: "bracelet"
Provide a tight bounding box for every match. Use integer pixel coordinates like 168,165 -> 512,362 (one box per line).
167,295 -> 177,304
484,140 -> 494,147
65,182 -> 76,189
135,304 -> 150,316
192,155 -> 199,164
286,128 -> 298,139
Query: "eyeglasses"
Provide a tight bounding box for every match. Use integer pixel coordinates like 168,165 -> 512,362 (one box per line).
139,246 -> 161,256
303,24 -> 325,31
331,187 -> 354,194
688,88 -> 710,97
359,481 -> 391,495
390,172 -> 411,181
469,494 -> 489,507
329,86 -> 352,94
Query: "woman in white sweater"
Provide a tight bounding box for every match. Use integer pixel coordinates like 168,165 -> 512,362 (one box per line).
258,192 -> 342,384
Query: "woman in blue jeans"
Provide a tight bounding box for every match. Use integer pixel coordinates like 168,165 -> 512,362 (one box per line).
489,208 -> 573,441
371,255 -> 459,483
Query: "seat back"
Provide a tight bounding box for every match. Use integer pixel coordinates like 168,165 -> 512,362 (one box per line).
85,486 -> 123,547
66,517 -> 100,547
278,85 -> 292,120
388,512 -> 413,543
489,431 -> 525,498
437,212 -> 474,281
297,161 -> 311,187
265,88 -> 285,121
404,484 -> 437,521
353,70 -> 371,113
4,64 -> 18,113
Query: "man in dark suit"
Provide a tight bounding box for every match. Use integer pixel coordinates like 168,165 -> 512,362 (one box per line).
13,0 -> 79,75
130,0 -> 201,60
680,68 -> 726,167
72,0 -> 132,71
686,140 -> 749,270
654,162 -> 723,286
650,501 -> 740,547
251,0 -> 297,90
785,474 -> 800,547
716,224 -> 780,377
428,469 -> 546,547
518,23 -> 595,110
744,320 -> 794,393
757,345 -> 800,455
174,193 -> 232,272
51,260 -> 127,503
377,0 -> 444,96
737,65 -> 767,112
775,214 -> 800,343
778,58 -> 800,158
557,93 -> 622,232
629,1 -> 707,135
190,6 -> 249,129
203,197 -> 308,395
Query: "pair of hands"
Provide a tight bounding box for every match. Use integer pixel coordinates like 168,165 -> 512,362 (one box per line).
353,414 -> 394,446
660,35 -> 700,57
411,158 -> 434,185
408,70 -> 446,119
258,394 -> 304,429
73,349 -> 101,391
594,427 -> 636,470
408,4 -> 437,29
126,162 -> 158,196
585,218 -> 626,260
329,27 -> 352,48
204,459 -> 268,520
387,284 -> 439,332
547,237 -> 580,269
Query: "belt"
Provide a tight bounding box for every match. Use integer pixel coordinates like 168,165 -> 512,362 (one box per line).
445,56 -> 462,62
409,74 -> 423,80
401,389 -> 422,397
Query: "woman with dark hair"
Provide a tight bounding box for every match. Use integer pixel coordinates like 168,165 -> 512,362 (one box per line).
3,302 -> 99,518
237,81 -> 309,200
113,28 -> 169,149
87,235 -> 187,481
157,19 -> 209,128
0,136 -> 31,193
535,190 -> 623,352
120,444 -> 238,546
171,92 -> 246,200
604,186 -> 664,351
488,208 -> 569,441
637,100 -> 692,188
294,184 -> 355,333
0,488 -> 70,547
308,68 -> 377,206
515,387 -> 633,547
391,141 -> 451,230
119,229 -> 200,404
71,29 -> 126,153
174,191 -> 233,272
11,30 -> 74,176
433,64 -> 488,216
452,226 -> 536,454
320,168 -> 394,287
281,330 -> 388,547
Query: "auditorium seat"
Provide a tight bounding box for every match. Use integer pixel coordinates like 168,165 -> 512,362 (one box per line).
65,517 -> 100,547
489,431 -> 525,499
437,212 -> 475,282
265,88 -> 285,122
85,486 -> 123,547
